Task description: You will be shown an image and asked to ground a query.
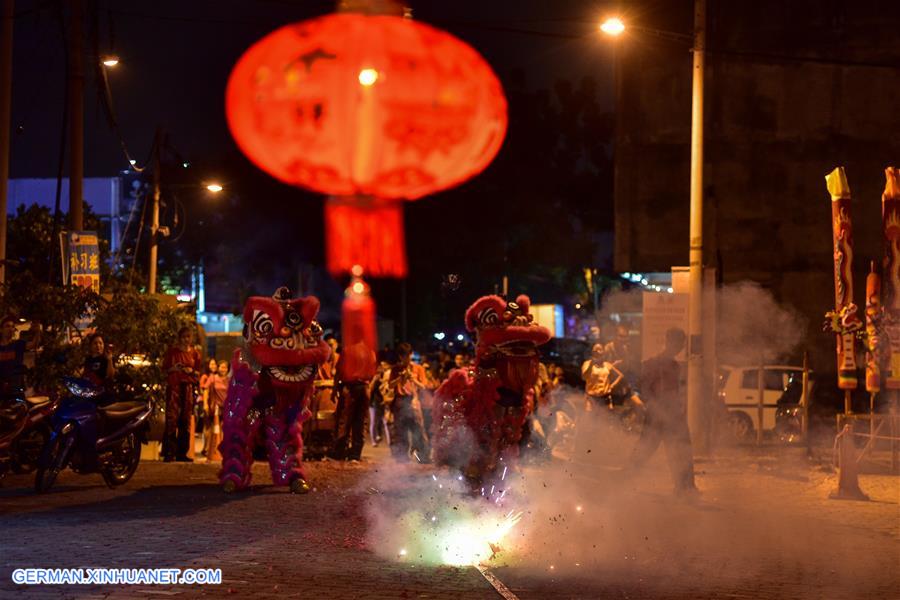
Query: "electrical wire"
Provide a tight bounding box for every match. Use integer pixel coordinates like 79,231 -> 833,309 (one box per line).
91,3 -> 145,172
128,182 -> 150,286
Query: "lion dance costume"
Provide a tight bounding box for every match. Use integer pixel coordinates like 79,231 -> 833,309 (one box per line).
218,288 -> 331,494
432,294 -> 550,492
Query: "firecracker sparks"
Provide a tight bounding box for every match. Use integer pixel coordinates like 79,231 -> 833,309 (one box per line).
388,507 -> 523,566
438,510 -> 523,566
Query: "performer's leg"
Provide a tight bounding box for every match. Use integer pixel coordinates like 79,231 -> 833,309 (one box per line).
348,384 -> 367,460
381,406 -> 391,447
663,413 -> 697,492
409,405 -> 430,463
628,410 -> 663,471
218,381 -> 261,492
330,387 -> 350,460
368,406 -> 379,446
162,385 -> 179,461
176,384 -> 193,459
389,409 -> 410,461
264,400 -> 309,492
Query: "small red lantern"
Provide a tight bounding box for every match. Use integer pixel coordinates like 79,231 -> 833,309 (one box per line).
226,12 -> 508,277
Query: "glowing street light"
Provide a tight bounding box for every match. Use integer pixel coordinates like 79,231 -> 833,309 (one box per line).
599,17 -> 625,36
206,183 -> 224,193
101,55 -> 120,67
599,2 -> 709,451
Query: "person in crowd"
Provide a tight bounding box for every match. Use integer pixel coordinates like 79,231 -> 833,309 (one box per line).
581,343 -> 624,411
383,343 -> 429,462
82,334 -> 116,388
453,352 -> 469,370
203,360 -> 229,460
435,349 -> 454,382
521,361 -> 553,457
604,325 -> 643,406
418,359 -> 439,439
319,335 -> 340,381
198,359 -> 218,455
200,359 -> 218,388
162,326 -> 201,462
0,316 -> 41,399
197,359 -> 219,437
549,364 -> 565,389
368,357 -> 392,447
330,328 -> 376,462
626,327 -> 698,497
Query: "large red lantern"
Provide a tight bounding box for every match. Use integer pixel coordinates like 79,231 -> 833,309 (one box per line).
226,12 -> 508,277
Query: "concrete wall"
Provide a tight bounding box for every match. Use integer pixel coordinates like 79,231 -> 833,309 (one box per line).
613,0 -> 900,370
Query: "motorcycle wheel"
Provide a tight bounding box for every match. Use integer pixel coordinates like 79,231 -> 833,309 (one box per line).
35,430 -> 74,493
12,425 -> 50,474
101,433 -> 141,488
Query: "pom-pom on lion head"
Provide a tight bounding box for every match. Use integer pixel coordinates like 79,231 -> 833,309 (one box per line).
464,294 -> 551,363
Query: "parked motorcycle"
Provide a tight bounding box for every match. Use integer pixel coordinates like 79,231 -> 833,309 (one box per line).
35,378 -> 151,493
0,388 -> 58,480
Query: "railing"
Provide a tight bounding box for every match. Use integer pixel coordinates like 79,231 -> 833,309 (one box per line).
835,413 -> 900,472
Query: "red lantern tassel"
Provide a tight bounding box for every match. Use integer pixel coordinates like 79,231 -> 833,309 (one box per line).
325,196 -> 408,278
340,271 -> 378,382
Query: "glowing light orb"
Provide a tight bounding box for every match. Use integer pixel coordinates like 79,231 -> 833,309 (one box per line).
358,68 -> 379,86
600,17 -> 625,36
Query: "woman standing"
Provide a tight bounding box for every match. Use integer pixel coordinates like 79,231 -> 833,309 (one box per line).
198,359 -> 217,456
82,334 -> 116,388
203,360 -> 229,460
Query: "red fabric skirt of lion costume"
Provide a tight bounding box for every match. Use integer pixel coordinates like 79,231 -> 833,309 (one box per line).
218,288 -> 331,494
431,294 -> 550,491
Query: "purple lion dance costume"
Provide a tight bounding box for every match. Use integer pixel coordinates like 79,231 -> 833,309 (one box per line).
218,287 -> 330,494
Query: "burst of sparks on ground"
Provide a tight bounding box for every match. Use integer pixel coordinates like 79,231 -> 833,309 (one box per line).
384,473 -> 526,567
439,509 -> 524,566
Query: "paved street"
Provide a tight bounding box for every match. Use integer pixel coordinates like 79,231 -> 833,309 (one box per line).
0,441 -> 897,599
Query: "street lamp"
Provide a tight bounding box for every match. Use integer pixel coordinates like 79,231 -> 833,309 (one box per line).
601,0 -> 708,453
101,55 -> 119,68
205,183 -> 223,193
599,18 -> 625,36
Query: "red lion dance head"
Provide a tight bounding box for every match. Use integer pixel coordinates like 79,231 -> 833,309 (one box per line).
465,294 -> 551,394
241,287 -> 331,389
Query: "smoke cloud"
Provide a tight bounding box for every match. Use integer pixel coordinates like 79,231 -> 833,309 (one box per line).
359,385 -> 894,599
716,281 -> 807,365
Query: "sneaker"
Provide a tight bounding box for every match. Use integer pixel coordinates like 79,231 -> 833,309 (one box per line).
290,478 -> 310,494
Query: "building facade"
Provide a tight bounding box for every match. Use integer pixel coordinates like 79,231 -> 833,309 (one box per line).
614,0 -> 900,370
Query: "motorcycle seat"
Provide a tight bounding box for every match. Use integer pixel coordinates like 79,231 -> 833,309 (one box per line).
98,401 -> 147,420
26,395 -> 51,406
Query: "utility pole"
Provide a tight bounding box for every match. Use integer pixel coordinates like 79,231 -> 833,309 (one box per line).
148,128 -> 163,294
0,0 -> 13,286
67,0 -> 84,232
687,0 -> 707,453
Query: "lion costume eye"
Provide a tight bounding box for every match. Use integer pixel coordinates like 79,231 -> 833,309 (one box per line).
478,307 -> 500,326
251,311 -> 274,338
284,310 -> 302,329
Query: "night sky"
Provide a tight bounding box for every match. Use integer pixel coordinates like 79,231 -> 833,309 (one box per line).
8,0 -> 624,339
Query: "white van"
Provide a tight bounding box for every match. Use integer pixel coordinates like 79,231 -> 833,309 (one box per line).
717,365 -> 808,440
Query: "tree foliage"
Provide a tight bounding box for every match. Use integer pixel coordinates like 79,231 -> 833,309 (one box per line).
1,205 -> 194,397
